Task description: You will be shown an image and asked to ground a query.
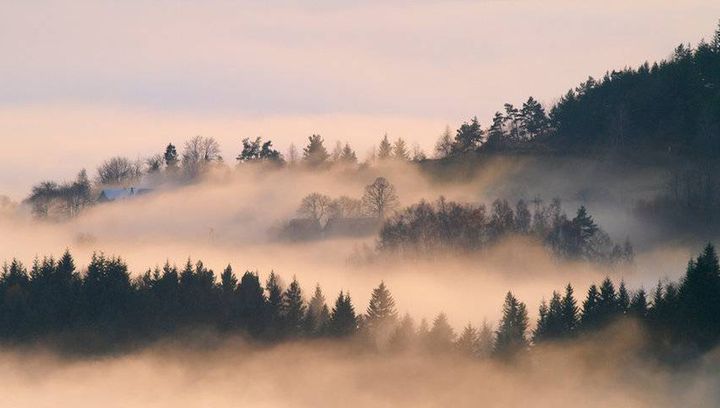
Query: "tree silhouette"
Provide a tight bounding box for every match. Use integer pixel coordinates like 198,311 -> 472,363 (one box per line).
494,292 -> 528,357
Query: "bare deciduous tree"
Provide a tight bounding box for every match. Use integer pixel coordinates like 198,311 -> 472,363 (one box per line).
96,157 -> 143,186
298,193 -> 332,223
328,196 -> 363,219
182,135 -> 222,178
362,177 -> 399,218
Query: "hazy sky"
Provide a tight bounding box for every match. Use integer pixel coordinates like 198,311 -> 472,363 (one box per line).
1,0 -> 719,199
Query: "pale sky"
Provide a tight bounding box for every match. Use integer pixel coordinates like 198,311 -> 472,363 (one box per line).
1,0 -> 720,199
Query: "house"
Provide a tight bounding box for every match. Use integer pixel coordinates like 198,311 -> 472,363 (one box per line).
97,187 -> 152,203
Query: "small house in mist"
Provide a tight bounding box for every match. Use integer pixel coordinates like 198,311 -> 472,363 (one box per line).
97,187 -> 152,203
323,217 -> 381,238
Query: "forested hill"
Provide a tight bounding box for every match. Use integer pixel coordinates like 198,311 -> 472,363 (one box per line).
439,23 -> 720,160
545,36 -> 720,156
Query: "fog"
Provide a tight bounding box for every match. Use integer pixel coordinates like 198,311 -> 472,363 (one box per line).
1,323 -> 718,407
0,160 -> 697,326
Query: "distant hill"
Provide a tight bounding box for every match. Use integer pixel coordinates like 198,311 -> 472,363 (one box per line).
438,22 -> 720,161
545,33 -> 720,157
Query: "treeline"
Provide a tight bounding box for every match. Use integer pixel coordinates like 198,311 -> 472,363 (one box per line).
434,22 -> 720,158
378,197 -> 633,264
0,244 -> 717,359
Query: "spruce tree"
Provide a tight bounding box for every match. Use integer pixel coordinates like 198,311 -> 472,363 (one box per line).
393,138 -> 410,161
581,284 -> 601,329
304,284 -> 330,336
329,291 -> 357,337
428,312 -> 455,352
282,276 -> 306,337
678,243 -> 720,348
365,281 -> 398,331
265,271 -> 284,335
494,292 -> 529,357
456,323 -> 479,356
561,283 -> 579,336
377,134 -> 393,161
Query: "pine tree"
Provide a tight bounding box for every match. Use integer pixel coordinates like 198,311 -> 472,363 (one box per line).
265,271 -> 284,335
339,143 -> 358,165
598,277 -> 619,323
365,281 -> 398,331
282,276 -> 306,337
427,312 -> 455,352
581,284 -> 601,329
494,292 -> 529,357
377,134 -> 393,161
302,134 -> 330,167
629,288 -> 648,318
393,138 -> 410,161
237,271 -> 266,335
220,265 -> 237,295
561,284 -> 579,335
164,143 -> 179,170
452,116 -> 484,153
456,323 -> 479,356
678,243 -> 720,348
618,280 -> 630,314
304,284 -> 330,336
484,112 -> 506,149
329,291 -> 357,337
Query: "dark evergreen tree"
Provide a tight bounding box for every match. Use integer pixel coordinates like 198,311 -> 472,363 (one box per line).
282,276 -> 306,337
237,271 -> 266,335
329,291 -> 357,337
561,283 -> 579,336
494,292 -> 529,357
678,243 -> 720,349
452,116 -> 484,154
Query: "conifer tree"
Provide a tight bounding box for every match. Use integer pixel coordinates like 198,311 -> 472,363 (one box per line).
365,281 -> 398,331
494,292 -> 529,357
282,276 -> 306,337
456,323 -> 479,356
678,243 -> 720,348
629,288 -> 648,318
393,138 -> 410,161
618,280 -> 630,314
265,272 -> 284,335
428,312 -> 455,352
377,134 -> 393,161
302,134 -> 330,167
304,284 -> 330,336
164,143 -> 179,170
452,116 -> 484,153
561,283 -> 579,335
477,320 -> 495,358
581,284 -> 601,329
329,291 -> 357,337
237,271 -> 266,335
